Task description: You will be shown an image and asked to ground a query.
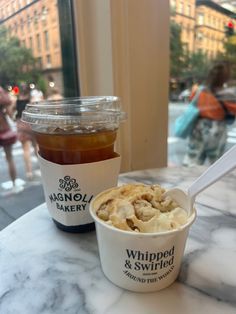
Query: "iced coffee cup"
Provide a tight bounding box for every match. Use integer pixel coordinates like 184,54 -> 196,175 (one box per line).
22,96 -> 126,233
90,184 -> 196,292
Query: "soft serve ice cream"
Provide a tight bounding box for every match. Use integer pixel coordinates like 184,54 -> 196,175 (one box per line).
93,184 -> 188,233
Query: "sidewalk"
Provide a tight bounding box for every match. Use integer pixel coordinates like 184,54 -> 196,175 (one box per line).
0,174 -> 45,231
0,139 -> 46,231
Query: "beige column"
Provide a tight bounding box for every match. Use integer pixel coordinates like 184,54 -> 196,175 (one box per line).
74,0 -> 169,172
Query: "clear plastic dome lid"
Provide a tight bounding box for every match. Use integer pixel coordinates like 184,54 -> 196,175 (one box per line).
21,96 -> 126,130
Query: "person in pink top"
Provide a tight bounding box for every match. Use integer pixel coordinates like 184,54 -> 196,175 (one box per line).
0,87 -> 23,193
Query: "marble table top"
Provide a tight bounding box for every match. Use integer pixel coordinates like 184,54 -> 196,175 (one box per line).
0,166 -> 236,314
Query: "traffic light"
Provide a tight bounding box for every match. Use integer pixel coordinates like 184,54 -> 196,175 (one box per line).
12,86 -> 19,95
225,21 -> 234,37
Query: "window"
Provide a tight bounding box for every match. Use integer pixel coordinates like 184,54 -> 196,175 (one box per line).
46,54 -> 51,67
168,0 -> 236,167
14,22 -> 18,33
170,0 -> 176,12
197,13 -> 204,25
186,4 -> 191,17
29,36 -> 33,50
179,2 -> 184,14
37,57 -> 42,68
41,6 -> 48,23
15,0 -> 78,97
27,15 -> 31,28
36,33 -> 41,52
34,10 -> 38,28
6,5 -> 10,16
20,18 -> 24,33
18,0 -> 22,9
44,30 -> 49,50
213,17 -> 216,28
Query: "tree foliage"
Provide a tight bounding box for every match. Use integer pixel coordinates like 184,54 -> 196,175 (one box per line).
170,21 -> 210,83
182,50 -> 210,83
170,21 -> 185,78
0,27 -> 39,87
222,38 -> 236,79
170,21 -> 215,85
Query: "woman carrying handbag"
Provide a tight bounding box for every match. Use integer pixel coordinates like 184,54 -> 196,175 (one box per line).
182,61 -> 236,166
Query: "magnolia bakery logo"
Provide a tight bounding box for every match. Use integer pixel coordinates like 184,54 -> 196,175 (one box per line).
48,175 -> 93,212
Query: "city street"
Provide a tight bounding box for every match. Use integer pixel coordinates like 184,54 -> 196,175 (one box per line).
0,102 -> 236,230
0,141 -> 44,230
168,101 -> 236,166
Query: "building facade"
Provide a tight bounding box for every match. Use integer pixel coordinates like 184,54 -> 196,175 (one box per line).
170,0 -> 196,52
195,0 -> 234,57
171,0 -> 235,57
0,0 -> 63,93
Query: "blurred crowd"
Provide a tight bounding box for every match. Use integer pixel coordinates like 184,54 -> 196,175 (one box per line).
0,84 -> 63,194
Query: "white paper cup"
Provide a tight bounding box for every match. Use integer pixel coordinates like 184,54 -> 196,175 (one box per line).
90,188 -> 196,292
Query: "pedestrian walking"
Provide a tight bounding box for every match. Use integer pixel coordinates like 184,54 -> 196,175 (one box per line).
183,61 -> 236,166
0,86 -> 23,193
16,84 -> 38,180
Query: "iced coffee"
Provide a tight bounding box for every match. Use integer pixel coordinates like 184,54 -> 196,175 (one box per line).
22,97 -> 126,233
35,128 -> 118,164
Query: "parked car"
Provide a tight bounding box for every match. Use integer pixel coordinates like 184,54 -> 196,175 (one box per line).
178,89 -> 190,102
169,91 -> 180,102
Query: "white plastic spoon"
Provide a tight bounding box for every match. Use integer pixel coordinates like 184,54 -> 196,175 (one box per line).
164,145 -> 236,216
